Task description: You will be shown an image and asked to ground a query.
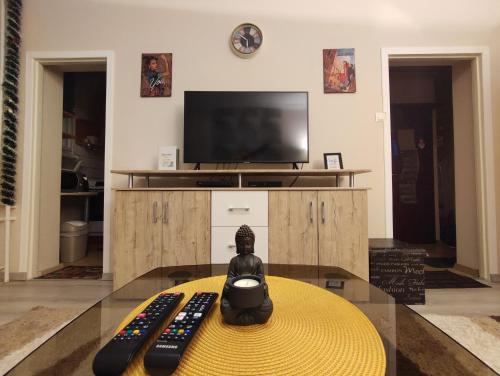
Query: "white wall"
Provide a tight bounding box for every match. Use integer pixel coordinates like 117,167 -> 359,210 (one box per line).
7,0 -> 500,274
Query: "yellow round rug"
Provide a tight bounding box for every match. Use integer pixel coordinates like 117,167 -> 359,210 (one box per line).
119,275 -> 386,376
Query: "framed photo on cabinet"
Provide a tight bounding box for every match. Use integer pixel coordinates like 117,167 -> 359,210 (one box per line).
324,153 -> 343,170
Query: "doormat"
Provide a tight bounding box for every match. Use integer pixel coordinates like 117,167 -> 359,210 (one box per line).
37,266 -> 103,280
425,270 -> 490,289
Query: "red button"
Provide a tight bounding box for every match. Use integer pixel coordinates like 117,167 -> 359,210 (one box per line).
137,313 -> 146,319
119,330 -> 126,336
164,329 -> 171,334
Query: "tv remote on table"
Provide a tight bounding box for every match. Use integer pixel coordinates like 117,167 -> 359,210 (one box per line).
144,292 -> 219,376
92,292 -> 184,376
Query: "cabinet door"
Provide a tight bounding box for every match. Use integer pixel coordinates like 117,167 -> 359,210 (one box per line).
162,191 -> 210,266
318,190 -> 368,280
268,191 -> 318,265
113,191 -> 162,289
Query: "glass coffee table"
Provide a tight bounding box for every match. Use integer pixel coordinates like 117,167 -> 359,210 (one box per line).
6,265 -> 497,375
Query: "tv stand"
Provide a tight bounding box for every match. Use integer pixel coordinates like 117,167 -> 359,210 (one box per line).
194,163 -> 201,170
292,163 -> 300,170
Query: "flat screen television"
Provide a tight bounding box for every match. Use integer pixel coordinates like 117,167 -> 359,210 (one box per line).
183,91 -> 309,164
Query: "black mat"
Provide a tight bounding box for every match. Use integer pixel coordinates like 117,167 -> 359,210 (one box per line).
425,270 -> 490,289
37,266 -> 103,279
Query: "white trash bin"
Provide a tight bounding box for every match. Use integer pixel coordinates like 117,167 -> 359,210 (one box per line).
60,220 -> 89,262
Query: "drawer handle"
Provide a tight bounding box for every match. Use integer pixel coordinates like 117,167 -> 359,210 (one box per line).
228,244 -> 237,249
321,201 -> 325,224
309,201 -> 313,223
152,201 -> 158,223
228,207 -> 250,212
162,202 -> 168,224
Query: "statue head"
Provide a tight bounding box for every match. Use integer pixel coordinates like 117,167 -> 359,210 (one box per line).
235,225 -> 255,255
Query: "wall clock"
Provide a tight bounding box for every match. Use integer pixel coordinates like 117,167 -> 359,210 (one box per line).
230,23 -> 263,58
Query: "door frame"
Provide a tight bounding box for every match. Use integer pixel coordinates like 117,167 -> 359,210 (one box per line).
380,46 -> 497,280
20,51 -> 115,279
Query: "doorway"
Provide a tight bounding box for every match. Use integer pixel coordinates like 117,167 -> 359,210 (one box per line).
20,52 -> 115,280
380,47 -> 497,280
390,66 -> 457,267
59,72 -> 106,273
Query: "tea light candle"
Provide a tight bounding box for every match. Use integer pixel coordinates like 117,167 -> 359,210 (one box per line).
233,278 -> 260,288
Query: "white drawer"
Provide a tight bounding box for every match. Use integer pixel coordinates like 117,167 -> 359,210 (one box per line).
211,226 -> 268,264
211,191 -> 268,227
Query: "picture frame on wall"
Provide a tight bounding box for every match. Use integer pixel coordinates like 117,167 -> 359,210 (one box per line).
324,153 -> 343,170
140,53 -> 172,97
323,48 -> 356,93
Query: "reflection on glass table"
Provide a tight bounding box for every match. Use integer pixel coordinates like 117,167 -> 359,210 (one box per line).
7,265 -> 497,376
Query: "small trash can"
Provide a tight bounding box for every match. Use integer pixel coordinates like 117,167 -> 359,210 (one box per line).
60,220 -> 89,262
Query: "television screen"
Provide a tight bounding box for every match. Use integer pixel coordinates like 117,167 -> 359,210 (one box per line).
184,91 -> 309,163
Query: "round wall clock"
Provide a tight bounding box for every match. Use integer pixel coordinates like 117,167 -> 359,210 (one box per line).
230,23 -> 263,57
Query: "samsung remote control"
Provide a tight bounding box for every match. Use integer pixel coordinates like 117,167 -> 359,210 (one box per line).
144,292 -> 219,376
92,292 -> 184,376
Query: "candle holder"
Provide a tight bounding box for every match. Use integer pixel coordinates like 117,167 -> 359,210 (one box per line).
227,275 -> 265,309
220,225 -> 273,325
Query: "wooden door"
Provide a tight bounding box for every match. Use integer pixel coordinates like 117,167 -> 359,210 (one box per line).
268,191 -> 318,265
162,191 -> 210,266
318,191 -> 368,280
113,191 -> 162,289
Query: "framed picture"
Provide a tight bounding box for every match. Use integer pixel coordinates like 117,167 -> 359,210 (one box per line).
324,153 -> 343,170
140,53 -> 172,97
323,48 -> 356,93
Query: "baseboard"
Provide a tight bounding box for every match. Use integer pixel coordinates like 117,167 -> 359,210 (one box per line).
101,272 -> 113,281
0,271 -> 27,281
490,274 -> 500,283
454,264 -> 479,278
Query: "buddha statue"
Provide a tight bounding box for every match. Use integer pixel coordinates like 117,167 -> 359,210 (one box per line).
220,225 -> 273,325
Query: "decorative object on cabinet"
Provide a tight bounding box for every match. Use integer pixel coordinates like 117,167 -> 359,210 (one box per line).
140,53 -> 172,97
220,225 -> 273,325
323,48 -> 356,93
230,23 -> 263,57
1,0 -> 23,205
158,146 -> 179,170
324,153 -> 343,170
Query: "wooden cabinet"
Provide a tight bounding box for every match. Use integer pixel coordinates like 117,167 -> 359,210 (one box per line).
113,191 -> 162,289
162,191 -> 210,267
268,190 -> 368,279
113,190 -> 210,289
318,190 -> 368,280
268,191 -> 319,265
113,188 -> 369,289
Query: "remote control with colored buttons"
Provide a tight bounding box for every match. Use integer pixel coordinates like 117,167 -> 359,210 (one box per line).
144,292 -> 219,376
92,292 -> 184,376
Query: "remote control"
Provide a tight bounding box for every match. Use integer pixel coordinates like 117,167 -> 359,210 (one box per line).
92,292 -> 184,376
144,292 -> 219,376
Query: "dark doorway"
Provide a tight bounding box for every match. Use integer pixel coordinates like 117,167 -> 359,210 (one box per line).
390,66 -> 456,266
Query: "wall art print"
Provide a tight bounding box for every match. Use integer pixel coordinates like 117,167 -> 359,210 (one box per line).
140,53 -> 172,97
323,48 -> 356,93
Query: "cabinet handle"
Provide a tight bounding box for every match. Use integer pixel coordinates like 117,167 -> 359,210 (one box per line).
321,201 -> 326,224
152,201 -> 158,223
228,207 -> 250,211
162,202 -> 168,224
309,201 -> 313,223
228,244 -> 236,249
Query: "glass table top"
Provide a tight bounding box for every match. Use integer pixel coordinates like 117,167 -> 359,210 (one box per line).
7,265 -> 497,376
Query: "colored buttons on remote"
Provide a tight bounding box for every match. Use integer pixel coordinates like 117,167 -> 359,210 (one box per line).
92,292 -> 184,376
144,292 -> 219,376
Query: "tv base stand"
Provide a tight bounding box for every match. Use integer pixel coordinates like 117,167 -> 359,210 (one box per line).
292,163 -> 300,170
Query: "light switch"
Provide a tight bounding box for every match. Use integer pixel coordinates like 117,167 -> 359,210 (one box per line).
375,112 -> 386,122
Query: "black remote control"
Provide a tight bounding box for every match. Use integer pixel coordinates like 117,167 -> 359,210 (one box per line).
92,292 -> 184,376
144,292 -> 219,376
